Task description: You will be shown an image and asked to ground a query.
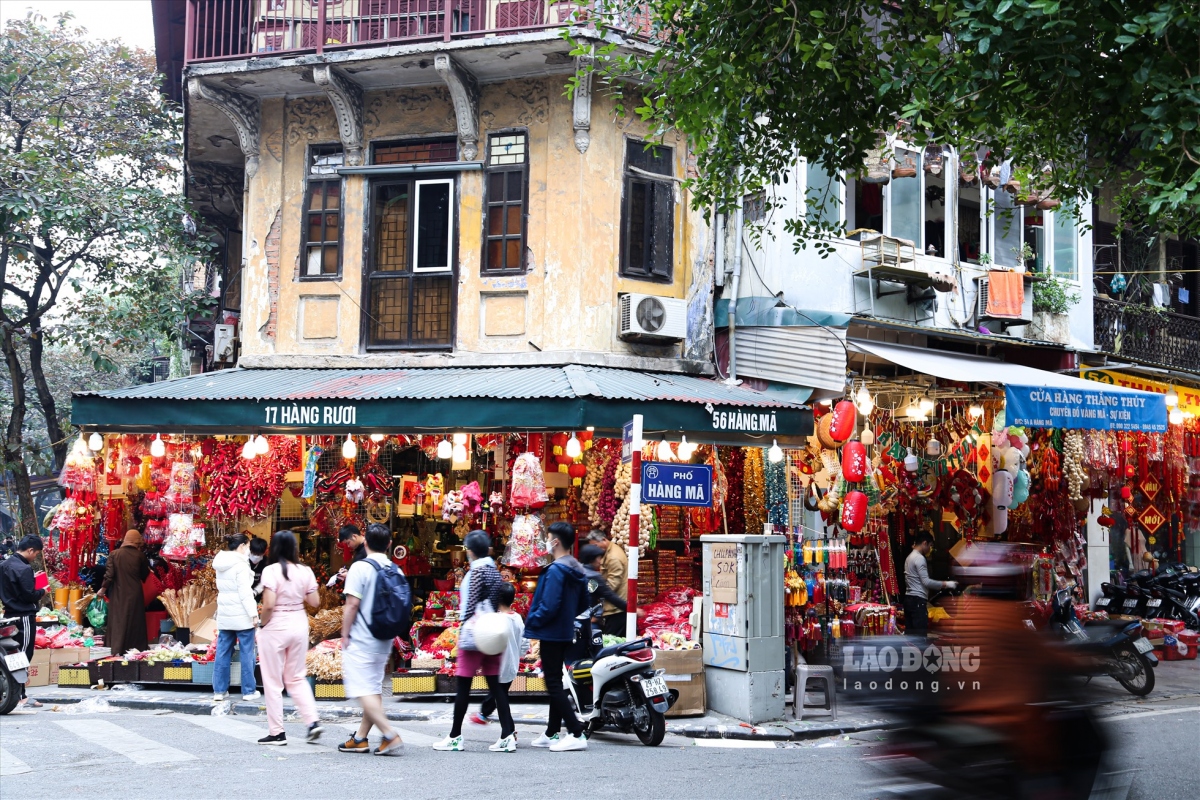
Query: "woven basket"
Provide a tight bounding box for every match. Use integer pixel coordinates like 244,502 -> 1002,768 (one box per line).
392,671 -> 436,694
509,675 -> 527,693
313,679 -> 345,699
56,665 -> 95,687
163,664 -> 193,682
524,676 -> 547,692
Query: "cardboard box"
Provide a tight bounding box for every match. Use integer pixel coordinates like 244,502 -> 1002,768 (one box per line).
656,648 -> 706,717
26,660 -> 50,687
31,649 -> 51,665
191,617 -> 218,645
50,647 -> 90,664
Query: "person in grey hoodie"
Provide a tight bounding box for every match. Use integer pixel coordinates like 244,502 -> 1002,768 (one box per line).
212,534 -> 261,701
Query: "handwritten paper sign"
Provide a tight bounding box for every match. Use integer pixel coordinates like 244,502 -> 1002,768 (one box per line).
711,543 -> 739,604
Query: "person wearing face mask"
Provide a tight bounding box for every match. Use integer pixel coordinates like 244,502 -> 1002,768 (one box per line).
212,533 -> 261,702
249,537 -> 268,597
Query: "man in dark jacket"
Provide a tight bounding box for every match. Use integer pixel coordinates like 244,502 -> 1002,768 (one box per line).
578,544 -> 627,617
524,522 -> 590,752
0,535 -> 46,710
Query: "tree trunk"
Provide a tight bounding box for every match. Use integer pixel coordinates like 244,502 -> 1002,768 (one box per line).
1,324 -> 40,538
27,316 -> 69,471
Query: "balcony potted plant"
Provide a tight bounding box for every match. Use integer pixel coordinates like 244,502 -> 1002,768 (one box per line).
1030,276 -> 1080,344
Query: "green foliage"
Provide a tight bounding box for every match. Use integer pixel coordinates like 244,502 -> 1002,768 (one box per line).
1,13 -> 209,532
570,0 -> 1200,246
1032,276 -> 1080,314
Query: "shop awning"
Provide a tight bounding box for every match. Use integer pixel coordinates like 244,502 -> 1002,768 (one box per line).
72,364 -> 812,443
851,340 -> 1167,432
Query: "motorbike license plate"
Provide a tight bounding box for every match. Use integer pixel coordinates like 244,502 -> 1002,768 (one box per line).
1123,598 -> 1139,607
4,652 -> 30,671
1147,599 -> 1162,608
1095,598 -> 1111,607
640,676 -> 669,698
1133,637 -> 1153,654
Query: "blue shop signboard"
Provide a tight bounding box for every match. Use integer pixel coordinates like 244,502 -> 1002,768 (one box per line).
1004,384 -> 1166,432
640,462 -> 713,507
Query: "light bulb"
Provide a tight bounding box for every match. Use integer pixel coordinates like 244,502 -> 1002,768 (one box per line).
150,434 -> 166,458
768,440 -> 784,463
861,428 -> 875,446
656,439 -> 674,461
254,434 -> 270,455
678,435 -> 695,460
855,385 -> 874,415
565,434 -> 582,459
370,433 -> 385,442
88,432 -> 103,452
242,439 -> 257,460
437,438 -> 453,460
906,402 -> 922,420
969,404 -> 984,419
342,435 -> 357,460
452,432 -> 468,445
919,395 -> 935,414
452,443 -> 468,462
1166,390 -> 1179,407
1169,407 -> 1184,425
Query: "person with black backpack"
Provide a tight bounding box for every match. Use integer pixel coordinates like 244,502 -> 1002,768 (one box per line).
339,524 -> 411,756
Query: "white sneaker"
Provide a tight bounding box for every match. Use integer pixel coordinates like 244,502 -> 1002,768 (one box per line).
212,693 -> 226,702
432,735 -> 465,752
530,733 -> 560,748
242,691 -> 262,701
489,734 -> 517,753
549,733 -> 588,752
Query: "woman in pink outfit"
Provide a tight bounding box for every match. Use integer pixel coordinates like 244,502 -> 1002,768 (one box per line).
256,529 -> 323,745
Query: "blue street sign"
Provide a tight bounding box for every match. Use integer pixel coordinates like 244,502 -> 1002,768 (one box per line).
621,420 -> 634,463
640,461 -> 713,507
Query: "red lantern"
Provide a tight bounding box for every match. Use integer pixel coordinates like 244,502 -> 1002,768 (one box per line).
556,453 -> 573,473
829,401 -> 857,445
840,490 -> 868,532
1120,486 -> 1133,501
841,441 -> 867,483
550,432 -> 569,456
568,463 -> 587,486
578,430 -> 594,450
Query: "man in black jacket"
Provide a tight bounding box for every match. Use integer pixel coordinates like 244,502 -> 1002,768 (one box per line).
0,535 -> 46,711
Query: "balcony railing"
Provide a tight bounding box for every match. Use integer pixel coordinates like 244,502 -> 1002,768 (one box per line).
1093,297 -> 1200,372
185,0 -> 648,63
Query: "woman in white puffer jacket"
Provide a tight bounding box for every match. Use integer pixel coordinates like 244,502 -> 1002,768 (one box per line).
211,534 -> 261,701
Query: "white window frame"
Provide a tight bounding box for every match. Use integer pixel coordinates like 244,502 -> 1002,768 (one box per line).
412,178 -> 455,273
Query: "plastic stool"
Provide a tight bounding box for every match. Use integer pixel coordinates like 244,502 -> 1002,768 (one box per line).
793,662 -> 837,721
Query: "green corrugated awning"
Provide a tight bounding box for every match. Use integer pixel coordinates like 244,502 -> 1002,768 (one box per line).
72,364 -> 811,444
714,296 -> 853,329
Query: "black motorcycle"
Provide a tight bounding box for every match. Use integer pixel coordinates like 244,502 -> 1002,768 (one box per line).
0,616 -> 30,715
1051,588 -> 1157,697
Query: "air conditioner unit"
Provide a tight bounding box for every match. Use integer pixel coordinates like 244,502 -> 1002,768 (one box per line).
976,276 -> 1033,327
618,293 -> 687,342
213,323 -> 238,361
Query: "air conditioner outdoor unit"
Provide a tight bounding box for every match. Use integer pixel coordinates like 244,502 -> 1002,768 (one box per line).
976,276 -> 1033,327
213,323 -> 238,361
618,293 -> 687,342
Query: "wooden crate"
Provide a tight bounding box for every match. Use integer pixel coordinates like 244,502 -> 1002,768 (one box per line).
97,660 -> 139,683
392,670 -> 437,694
313,679 -> 345,699
138,663 -> 166,683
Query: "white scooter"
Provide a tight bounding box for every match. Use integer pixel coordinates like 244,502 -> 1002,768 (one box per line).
563,605 -> 676,747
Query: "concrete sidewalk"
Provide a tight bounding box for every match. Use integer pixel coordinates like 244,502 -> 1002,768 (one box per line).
26,657 -> 1197,742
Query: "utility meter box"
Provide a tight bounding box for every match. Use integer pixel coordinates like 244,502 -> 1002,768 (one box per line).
700,531 -> 786,722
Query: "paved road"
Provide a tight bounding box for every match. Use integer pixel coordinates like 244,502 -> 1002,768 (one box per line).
3,693 -> 1196,799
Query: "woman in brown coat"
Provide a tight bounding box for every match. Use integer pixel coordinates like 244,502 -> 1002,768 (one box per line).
103,530 -> 150,653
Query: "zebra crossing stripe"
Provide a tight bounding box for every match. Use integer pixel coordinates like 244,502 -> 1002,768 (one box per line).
54,719 -> 197,764
180,715 -> 333,753
0,747 -> 33,776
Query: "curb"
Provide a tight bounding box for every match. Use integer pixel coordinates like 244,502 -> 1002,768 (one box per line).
670,719 -> 894,742
38,693 -> 434,723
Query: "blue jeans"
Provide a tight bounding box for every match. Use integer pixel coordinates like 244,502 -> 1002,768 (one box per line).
213,628 -> 257,695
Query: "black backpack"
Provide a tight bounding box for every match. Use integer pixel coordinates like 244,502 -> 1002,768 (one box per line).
363,560 -> 413,640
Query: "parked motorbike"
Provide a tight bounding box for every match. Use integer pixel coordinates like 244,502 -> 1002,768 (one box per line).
1097,566 -> 1200,629
564,605 -> 676,746
0,616 -> 30,715
1050,588 -> 1157,697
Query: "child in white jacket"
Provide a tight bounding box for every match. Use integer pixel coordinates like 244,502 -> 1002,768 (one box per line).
469,583 -> 527,751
